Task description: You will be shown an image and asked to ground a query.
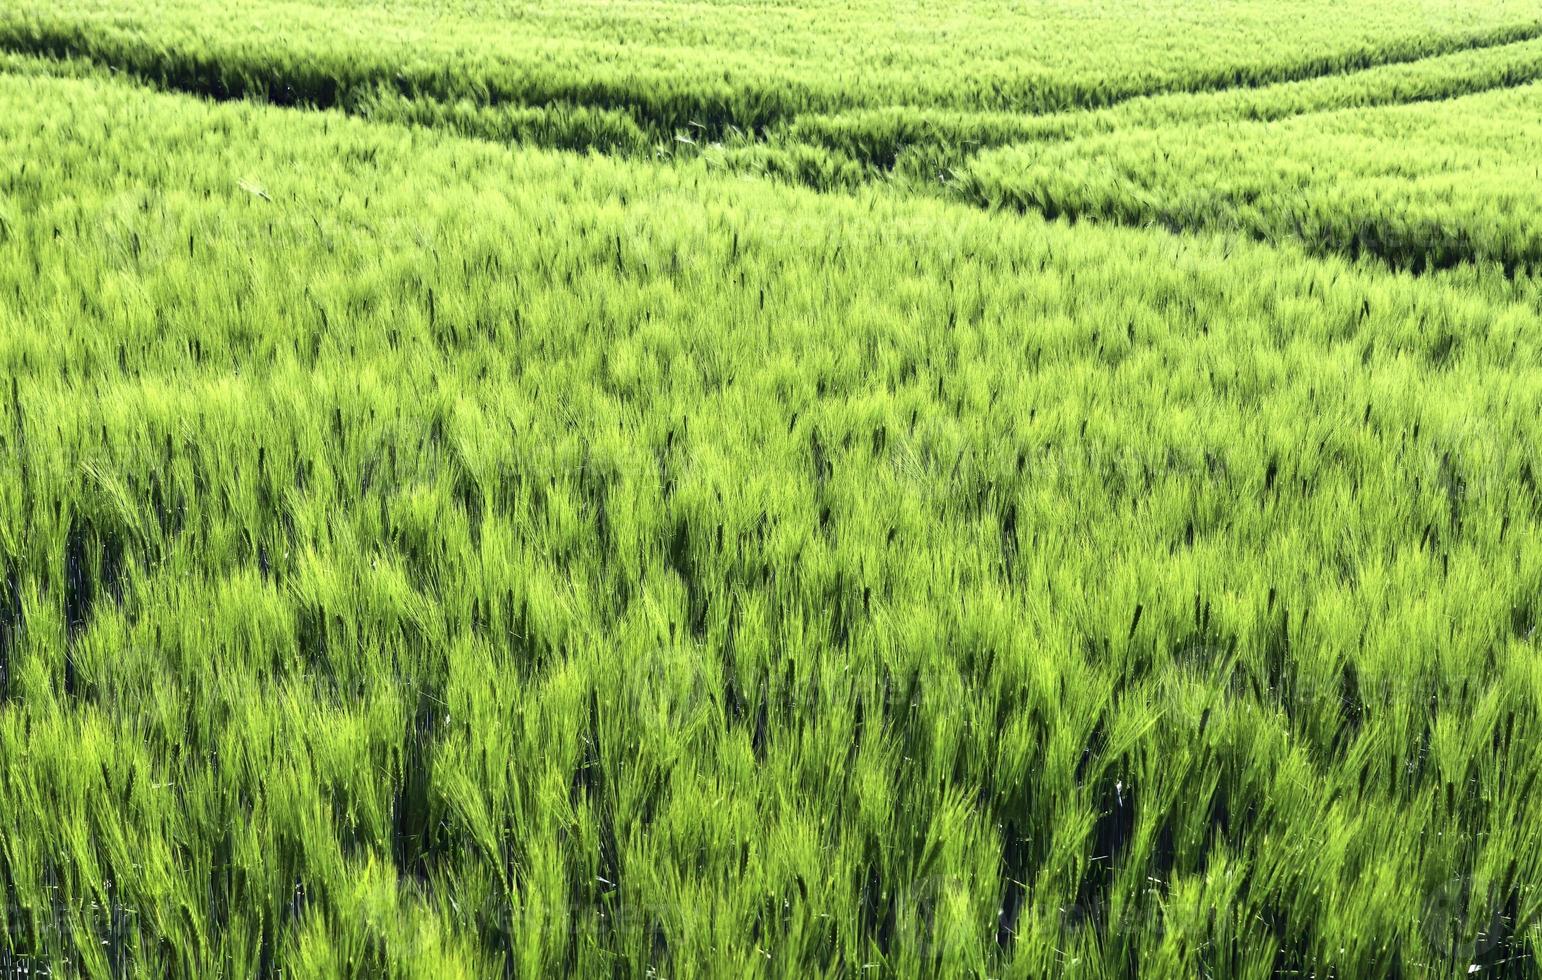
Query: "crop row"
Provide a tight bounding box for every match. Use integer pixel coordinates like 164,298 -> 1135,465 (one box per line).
957,81 -> 1542,274
782,32 -> 1542,176
3,0 -> 1542,147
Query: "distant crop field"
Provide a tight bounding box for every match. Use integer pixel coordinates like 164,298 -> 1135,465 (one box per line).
960,82 -> 1542,274
1,2 -> 1541,978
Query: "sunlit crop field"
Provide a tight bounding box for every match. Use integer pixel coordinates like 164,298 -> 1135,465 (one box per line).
1,1 -> 1541,977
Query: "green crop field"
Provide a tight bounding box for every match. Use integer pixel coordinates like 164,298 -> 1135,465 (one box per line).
959,83 -> 1542,274
1,1 -> 1541,977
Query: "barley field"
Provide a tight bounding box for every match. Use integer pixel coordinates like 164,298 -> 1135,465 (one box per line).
1,1 -> 1541,977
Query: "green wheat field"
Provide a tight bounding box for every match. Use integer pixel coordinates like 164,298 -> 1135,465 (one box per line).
2,0 -> 1542,976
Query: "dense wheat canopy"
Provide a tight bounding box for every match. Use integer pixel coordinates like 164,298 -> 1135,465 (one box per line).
960,83 -> 1542,274
1,0 -> 1540,977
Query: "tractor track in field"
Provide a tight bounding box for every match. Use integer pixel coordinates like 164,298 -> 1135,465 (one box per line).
2,15 -> 1542,162
2,21 -> 1541,281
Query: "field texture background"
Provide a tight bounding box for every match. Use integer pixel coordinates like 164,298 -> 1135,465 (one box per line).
1,1 -> 1541,977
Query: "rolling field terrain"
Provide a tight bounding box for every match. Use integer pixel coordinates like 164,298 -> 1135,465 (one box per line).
1,1 -> 1541,977
6,0 -> 1542,176
959,83 -> 1542,274
7,0 -> 1542,118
